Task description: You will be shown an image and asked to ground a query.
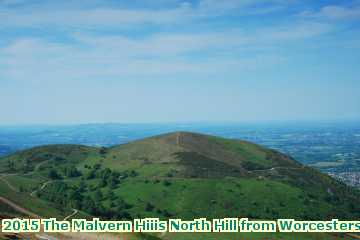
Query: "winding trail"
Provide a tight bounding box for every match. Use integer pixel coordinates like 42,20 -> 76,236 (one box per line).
0,196 -> 39,218
30,180 -> 53,197
1,172 -> 80,220
0,164 -> 126,239
347,233 -> 360,240
29,180 -> 80,221
1,173 -> 79,221
176,132 -> 180,147
34,160 -> 49,172
35,233 -> 58,240
63,209 -> 78,221
247,166 -> 304,173
0,174 -> 18,192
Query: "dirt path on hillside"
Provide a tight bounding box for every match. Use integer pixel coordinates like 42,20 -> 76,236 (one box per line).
36,232 -> 124,240
30,180 -> 53,197
346,233 -> 360,239
0,174 -> 19,192
34,160 -> 49,172
0,169 -> 126,239
63,209 -> 78,221
0,197 -> 40,218
176,132 -> 180,147
247,166 -> 304,173
2,174 -> 80,221
1,195 -> 121,240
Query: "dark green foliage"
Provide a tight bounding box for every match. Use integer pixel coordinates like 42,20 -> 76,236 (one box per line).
48,169 -> 62,179
97,168 -> 111,179
163,180 -> 171,186
145,202 -> 155,212
94,189 -> 103,202
7,160 -> 15,171
117,211 -> 131,220
86,170 -> 96,180
54,156 -> 65,162
63,166 -> 82,177
242,161 -> 267,170
137,233 -> 162,240
162,209 -> 173,217
99,147 -> 107,155
106,189 -> 116,200
93,163 -> 102,170
129,170 -> 138,177
115,198 -> 133,211
78,181 -> 87,192
2,132 -> 360,223
83,196 -> 96,214
174,151 -> 242,178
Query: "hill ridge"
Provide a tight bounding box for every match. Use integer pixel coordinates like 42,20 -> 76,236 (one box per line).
0,132 -> 359,222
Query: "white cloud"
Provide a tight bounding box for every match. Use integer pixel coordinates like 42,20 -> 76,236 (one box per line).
300,5 -> 360,21
72,21 -> 332,57
0,0 -> 336,84
0,7 -> 191,29
0,19 -> 334,84
0,42 -> 267,84
0,0 -> 293,29
0,0 -> 27,6
72,31 -> 252,57
320,5 -> 360,20
197,0 -> 291,15
257,22 -> 333,41
198,0 -> 252,13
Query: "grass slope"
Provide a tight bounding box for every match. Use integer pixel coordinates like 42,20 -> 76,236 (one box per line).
0,132 -> 359,240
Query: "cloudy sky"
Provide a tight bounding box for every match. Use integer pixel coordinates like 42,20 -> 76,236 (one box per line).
0,0 -> 359,124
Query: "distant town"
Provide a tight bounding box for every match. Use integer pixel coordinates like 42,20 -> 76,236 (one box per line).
329,172 -> 360,188
0,122 -> 359,188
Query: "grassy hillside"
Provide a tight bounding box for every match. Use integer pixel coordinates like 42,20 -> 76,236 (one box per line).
0,132 -> 359,239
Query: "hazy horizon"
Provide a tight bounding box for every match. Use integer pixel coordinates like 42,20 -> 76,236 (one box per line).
0,119 -> 359,127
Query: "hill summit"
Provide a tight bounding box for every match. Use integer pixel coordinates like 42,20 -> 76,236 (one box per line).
109,131 -> 301,178
0,131 -> 359,221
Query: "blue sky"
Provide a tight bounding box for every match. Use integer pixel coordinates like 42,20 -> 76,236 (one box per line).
0,0 -> 359,124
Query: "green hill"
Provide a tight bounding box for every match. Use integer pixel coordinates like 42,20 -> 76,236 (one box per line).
0,132 -> 359,239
